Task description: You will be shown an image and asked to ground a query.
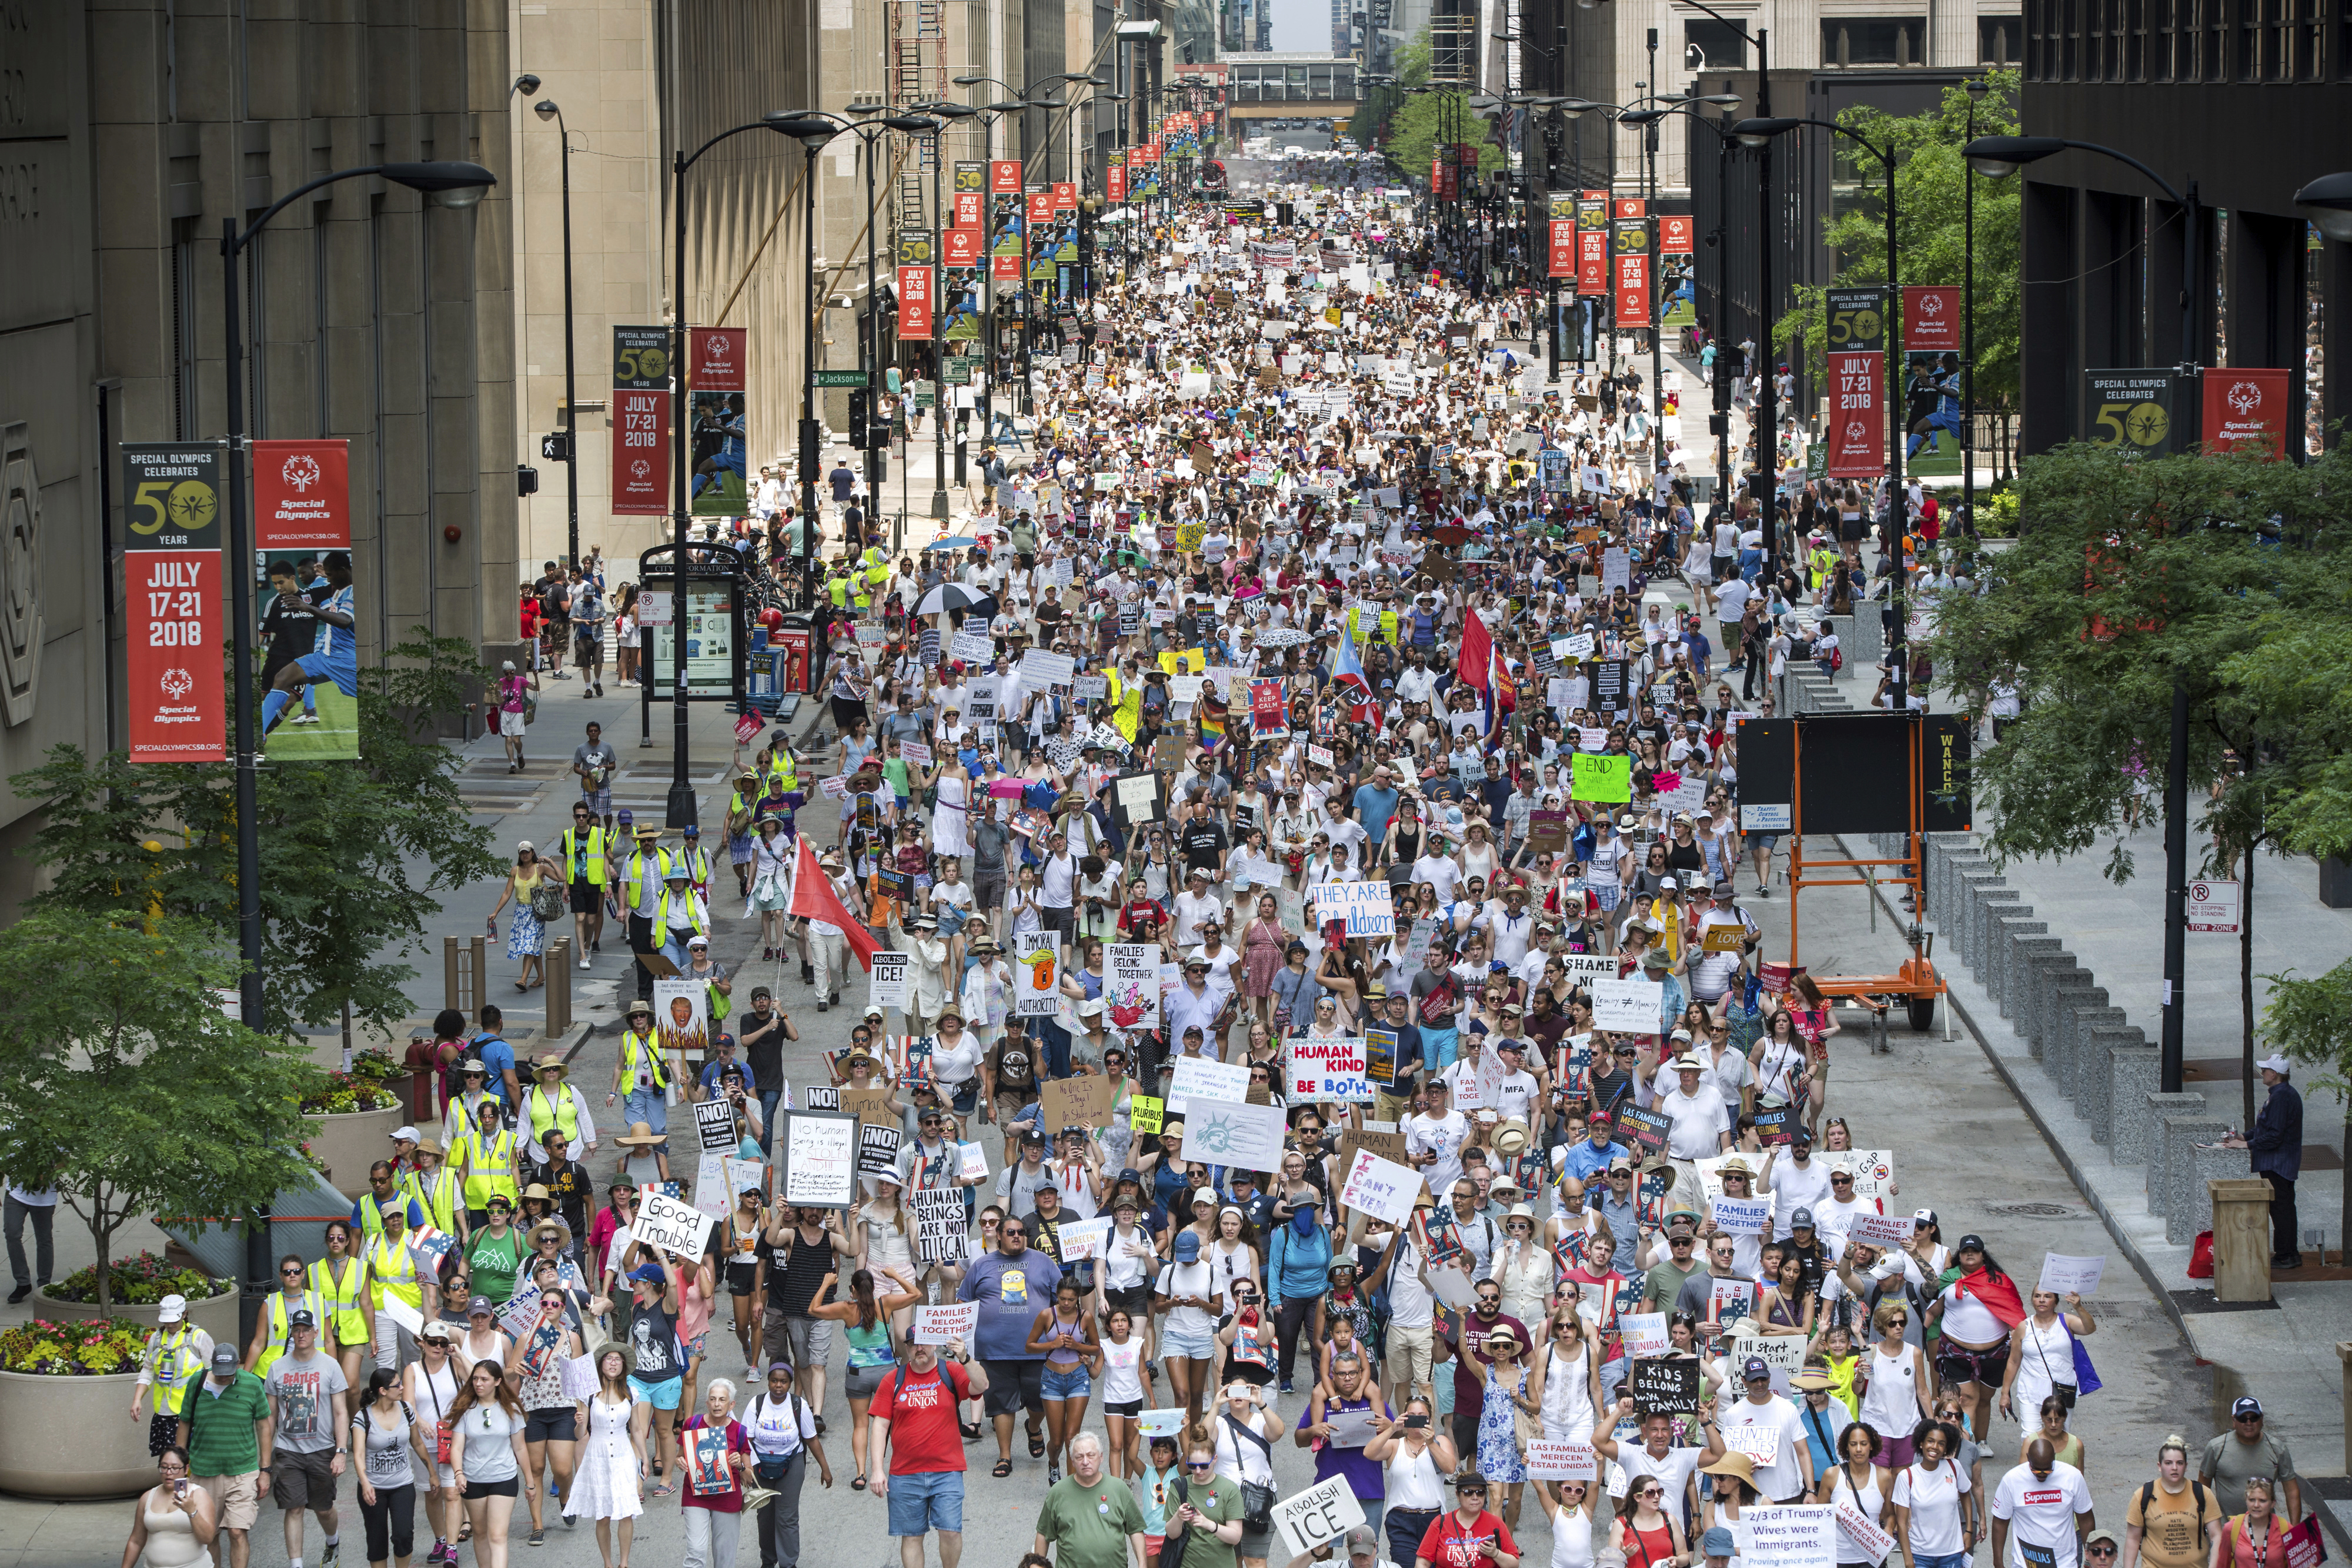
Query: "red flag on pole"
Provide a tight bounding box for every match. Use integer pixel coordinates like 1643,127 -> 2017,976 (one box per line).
1456,609 -> 1493,690
787,836 -> 881,972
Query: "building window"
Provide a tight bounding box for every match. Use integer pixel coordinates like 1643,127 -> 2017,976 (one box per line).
1685,18 -> 1748,65
1979,14 -> 2022,59
2236,0 -> 2257,74
171,239 -> 198,441
1333,65 -> 1354,96
2026,0 -> 2049,75
2295,0 -> 2322,76
1308,65 -> 1332,96
1819,16 -> 1927,62
2207,0 -> 2229,76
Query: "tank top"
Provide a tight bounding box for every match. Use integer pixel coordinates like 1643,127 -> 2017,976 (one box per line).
1044,1308 -> 1088,1368
1542,1343 -> 1593,1436
359,1401 -> 418,1489
1622,1518 -> 1678,1568
138,1496 -> 208,1568
1831,1463 -> 1886,1563
844,1315 -> 898,1369
1859,1343 -> 1920,1436
1548,1507 -> 1595,1568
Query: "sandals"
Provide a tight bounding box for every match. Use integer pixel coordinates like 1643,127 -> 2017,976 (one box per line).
852,1473 -> 868,1490
1028,1427 -> 1045,1458
992,1459 -> 1014,1478
961,1421 -> 983,1442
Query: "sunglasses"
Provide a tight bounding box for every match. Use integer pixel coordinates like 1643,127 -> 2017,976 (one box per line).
280,1265 -> 305,1278
1186,1460 -> 1217,1471
2087,1550 -> 2118,1560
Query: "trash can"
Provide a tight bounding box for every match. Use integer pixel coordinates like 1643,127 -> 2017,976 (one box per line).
2209,1178 -> 2274,1303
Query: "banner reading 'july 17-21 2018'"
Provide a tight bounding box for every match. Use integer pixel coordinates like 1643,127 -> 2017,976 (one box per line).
611,326 -> 670,516
122,443 -> 226,763
252,439 -> 360,759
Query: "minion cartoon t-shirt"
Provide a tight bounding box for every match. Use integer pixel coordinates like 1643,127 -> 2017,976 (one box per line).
957,1244 -> 1064,1359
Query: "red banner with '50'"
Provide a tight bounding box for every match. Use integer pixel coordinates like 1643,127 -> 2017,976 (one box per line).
122,443 -> 226,762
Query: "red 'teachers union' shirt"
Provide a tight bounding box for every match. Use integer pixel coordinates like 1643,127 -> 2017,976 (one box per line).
1415,1512 -> 1519,1568
871,1359 -> 973,1475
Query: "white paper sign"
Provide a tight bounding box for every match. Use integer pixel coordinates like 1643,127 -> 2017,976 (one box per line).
1055,1216 -> 1115,1261
1168,1055 -> 1249,1112
1721,1420 -> 1780,1465
1742,1506 -> 1837,1568
1820,1149 -> 1895,1199
913,1302 -> 980,1345
1619,1312 -> 1671,1359
1273,1476 -> 1368,1562
2036,1252 -> 2106,1297
1309,881 -> 1395,936
1138,1408 -> 1187,1436
1728,1332 -> 1805,1395
1287,1036 -> 1370,1102
1834,1500 -> 1896,1563
1020,650 -> 1077,689
1525,1440 -> 1598,1480
950,625 -> 995,664
1846,1212 -> 1913,1250
1338,1149 -> 1422,1226
869,951 -> 911,1011
1591,978 -> 1663,1032
1177,1096 -> 1289,1174
900,741 -> 934,766
560,1353 -> 603,1400
633,1186 -> 717,1259
778,1114 -> 858,1208
1710,1196 -> 1771,1236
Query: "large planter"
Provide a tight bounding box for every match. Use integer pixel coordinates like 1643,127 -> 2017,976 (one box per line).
305,1100 -> 409,1198
0,1369 -> 157,1497
31,1284 -> 239,1350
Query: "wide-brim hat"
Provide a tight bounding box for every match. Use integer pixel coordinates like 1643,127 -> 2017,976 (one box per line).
616,1122 -> 664,1146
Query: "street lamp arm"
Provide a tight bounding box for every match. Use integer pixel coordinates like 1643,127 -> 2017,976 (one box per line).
1736,114 -> 1889,168
2050,138 -> 2189,209
233,161 -> 495,250
684,116 -> 815,175
1672,0 -> 1766,49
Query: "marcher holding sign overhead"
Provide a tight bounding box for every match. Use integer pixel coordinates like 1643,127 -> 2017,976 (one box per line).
1998,1288 -> 2097,1427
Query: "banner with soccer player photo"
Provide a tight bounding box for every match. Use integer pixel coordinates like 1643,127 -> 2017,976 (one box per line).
1901,349 -> 1966,477
688,327 -> 750,517
252,439 -> 360,760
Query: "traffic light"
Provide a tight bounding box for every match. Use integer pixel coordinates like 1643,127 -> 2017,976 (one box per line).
539,431 -> 572,463
848,389 -> 869,447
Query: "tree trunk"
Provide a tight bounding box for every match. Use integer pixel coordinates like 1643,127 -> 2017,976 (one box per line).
2241,847 -> 2256,1128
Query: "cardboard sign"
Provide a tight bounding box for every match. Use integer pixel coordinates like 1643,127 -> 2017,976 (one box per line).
1335,1126 -> 1411,1176
1729,1332 -> 1804,1393
777,1111 -> 859,1208
633,1186 -> 717,1260
1041,1072 -> 1117,1132
1628,1356 -> 1701,1411
1338,1149 -> 1421,1226
1272,1476 -> 1368,1562
913,1302 -> 979,1345
839,1085 -> 896,1131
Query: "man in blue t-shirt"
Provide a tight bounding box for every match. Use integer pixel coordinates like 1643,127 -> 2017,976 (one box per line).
1351,765 -> 1401,855
956,1218 -> 1061,1473
472,1005 -> 520,1109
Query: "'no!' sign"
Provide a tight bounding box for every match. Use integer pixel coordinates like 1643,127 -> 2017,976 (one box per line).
1274,1476 -> 1367,1561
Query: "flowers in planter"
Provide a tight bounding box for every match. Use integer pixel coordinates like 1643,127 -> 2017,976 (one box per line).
349,1048 -> 402,1084
0,1318 -> 151,1376
299,1070 -> 400,1115
44,1252 -> 234,1308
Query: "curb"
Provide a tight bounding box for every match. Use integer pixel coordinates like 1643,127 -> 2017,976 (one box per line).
1832,830 -> 2352,1555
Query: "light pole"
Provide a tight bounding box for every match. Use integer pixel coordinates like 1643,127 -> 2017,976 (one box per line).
220,156 -> 495,1327
1614,93 -> 1742,476
950,92 -> 1050,447
916,101 -> 977,523
529,96 -> 583,572
840,107 -> 944,514
1736,115 -> 1906,703
1965,131 -> 2205,1095
1963,80 -> 1987,534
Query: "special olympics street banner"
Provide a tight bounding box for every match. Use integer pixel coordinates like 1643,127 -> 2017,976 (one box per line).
252,439 -> 360,760
687,326 -> 749,517
122,443 -> 226,763
611,326 -> 670,516
1826,352 -> 1886,477
2201,367 -> 2291,459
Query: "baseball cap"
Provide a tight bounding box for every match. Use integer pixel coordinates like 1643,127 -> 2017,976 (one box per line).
1741,1356 -> 1771,1380
1172,1232 -> 1201,1261
630,1263 -> 666,1285
390,1125 -> 420,1143
211,1343 -> 241,1372
1913,1208 -> 1938,1226
1789,1206 -> 1815,1228
468,1295 -> 496,1316
2232,1396 -> 2263,1419
1702,1528 -> 1735,1557
1345,1527 -> 1380,1557
288,1308 -> 317,1328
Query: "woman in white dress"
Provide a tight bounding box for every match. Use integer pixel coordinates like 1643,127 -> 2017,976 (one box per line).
930,755 -> 973,860
1525,1303 -> 1601,1443
1486,1205 -> 1551,1332
123,1449 -> 219,1568
565,1346 -> 646,1568
1531,1473 -> 1598,1568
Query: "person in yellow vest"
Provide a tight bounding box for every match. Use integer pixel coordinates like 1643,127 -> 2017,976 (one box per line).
128,1291 -> 215,1453
439,1056 -> 500,1151
310,1217 -> 375,1392
611,821 -> 670,1007
655,862 -> 710,971
400,1139 -> 468,1242
245,1254 -> 333,1376
558,803 -> 610,964
350,1158 -> 427,1242
673,823 -> 714,901
606,998 -> 679,1152
366,1199 -> 440,1372
454,1096 -> 521,1229
520,1052 -> 596,1165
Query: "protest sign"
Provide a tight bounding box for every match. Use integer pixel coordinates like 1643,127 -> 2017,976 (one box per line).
696,1098 -> 738,1154
1709,1279 -> 1759,1323
777,1111 -> 858,1208
1628,1357 -> 1700,1412
858,1123 -> 904,1178
957,1142 -> 988,1181
2036,1253 -> 2106,1297
913,1189 -> 971,1263
1572,753 -> 1632,803
1591,978 -> 1662,1032
1836,1501 -> 1896,1563
1556,955 -> 1619,991
1821,1149 -> 1895,1199
1138,1409 -> 1187,1437
1178,1097 -> 1288,1174
1618,1312 -> 1671,1359
1616,1105 -> 1672,1155
1847,1212 -> 1913,1250
1729,1332 -> 1804,1393
1273,1477 -> 1367,1562
1338,1149 -> 1421,1226
1334,1126 -> 1412,1177
839,1085 -> 895,1132
560,1353 -> 603,1400
633,1187 -> 717,1259
1168,1055 -> 1250,1111
1041,1073 -> 1117,1132
1710,1196 -> 1770,1236
868,952 -> 911,1011
1721,1421 -> 1780,1466
913,1302 -> 980,1345
1742,1506 -> 1836,1568
1013,933 -> 1063,1016
1105,942 -> 1161,1031
1128,1095 -> 1165,1135
1525,1441 -> 1598,1480
1309,881 -> 1395,937
1287,1036 -> 1370,1101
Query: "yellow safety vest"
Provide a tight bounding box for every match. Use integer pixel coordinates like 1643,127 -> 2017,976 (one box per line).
310,1255 -> 369,1346
560,825 -> 608,885
673,844 -> 712,890
259,1288 -> 327,1376
828,572 -> 851,609
621,1029 -> 669,1091
526,1085 -> 581,1148
145,1325 -> 205,1395
657,885 -> 709,940
369,1233 -> 424,1311
621,849 -> 670,914
765,755 -> 798,795
402,1165 -> 463,1235
458,1126 -> 519,1210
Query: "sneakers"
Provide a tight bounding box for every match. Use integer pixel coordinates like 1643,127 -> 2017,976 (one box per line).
528,1525 -> 545,1546
579,958 -> 591,970
1047,1463 -> 1061,1486
290,714 -> 320,726
321,1543 -> 340,1568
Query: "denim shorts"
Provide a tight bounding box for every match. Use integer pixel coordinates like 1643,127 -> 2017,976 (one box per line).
1041,1363 -> 1091,1400
886,1468 -> 965,1537
1161,1321 -> 1215,1361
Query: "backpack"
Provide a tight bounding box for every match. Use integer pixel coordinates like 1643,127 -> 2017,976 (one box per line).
2137,1479 -> 2216,1538
1828,644 -> 1844,673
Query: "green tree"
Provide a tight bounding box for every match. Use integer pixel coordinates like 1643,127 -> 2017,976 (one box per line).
11,629 -> 501,1039
1927,438 -> 2352,1104
2257,958 -> 2352,1255
0,908 -> 320,1313
1770,72 -> 2022,423
1368,25 -> 1504,182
